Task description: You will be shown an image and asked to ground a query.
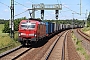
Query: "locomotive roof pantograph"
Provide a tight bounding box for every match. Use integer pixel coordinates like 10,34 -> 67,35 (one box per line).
29,18 -> 42,22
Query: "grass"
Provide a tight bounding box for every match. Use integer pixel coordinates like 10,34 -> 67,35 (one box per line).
0,33 -> 21,54
72,32 -> 90,60
0,24 -> 4,33
81,27 -> 90,36
0,24 -> 21,54
82,27 -> 90,32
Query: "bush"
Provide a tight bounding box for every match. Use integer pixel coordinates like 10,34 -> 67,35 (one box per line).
2,17 -> 27,33
2,21 -> 10,33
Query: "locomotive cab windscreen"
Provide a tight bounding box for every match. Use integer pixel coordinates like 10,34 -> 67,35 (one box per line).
20,22 -> 36,29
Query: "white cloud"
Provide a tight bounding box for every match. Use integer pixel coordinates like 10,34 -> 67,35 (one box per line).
4,9 -> 9,12
26,1 -> 32,4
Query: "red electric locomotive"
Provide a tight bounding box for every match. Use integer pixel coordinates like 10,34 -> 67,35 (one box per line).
18,18 -> 46,45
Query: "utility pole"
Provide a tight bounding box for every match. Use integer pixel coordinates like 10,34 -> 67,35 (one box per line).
85,10 -> 88,27
10,0 -> 14,38
80,0 -> 81,15
72,13 -> 74,29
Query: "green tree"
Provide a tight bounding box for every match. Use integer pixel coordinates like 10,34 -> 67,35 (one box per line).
87,12 -> 90,27
0,19 -> 6,24
2,21 -> 10,33
14,17 -> 27,31
2,17 -> 27,33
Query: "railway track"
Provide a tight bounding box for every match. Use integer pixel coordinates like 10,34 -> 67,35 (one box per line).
77,29 -> 90,42
0,30 -> 81,60
41,30 -> 80,60
42,29 -> 82,60
42,31 -> 68,60
73,28 -> 90,52
17,31 -> 67,60
0,45 -> 32,60
0,31 -> 66,60
18,30 -> 80,60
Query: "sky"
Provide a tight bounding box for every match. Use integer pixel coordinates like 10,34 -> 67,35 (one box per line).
0,0 -> 90,20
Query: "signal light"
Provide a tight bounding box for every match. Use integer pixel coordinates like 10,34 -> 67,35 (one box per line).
55,10 -> 59,14
55,10 -> 59,19
41,10 -> 44,14
56,15 -> 58,19
41,10 -> 44,19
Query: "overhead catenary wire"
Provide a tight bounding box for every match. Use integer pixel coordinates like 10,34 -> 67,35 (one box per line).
14,10 -> 28,17
62,4 -> 79,15
0,1 -> 30,17
14,1 -> 34,17
0,2 -> 10,8
57,0 -> 81,15
14,9 -> 36,17
14,1 -> 29,8
56,0 -> 69,20
61,10 -> 71,12
60,12 -> 70,19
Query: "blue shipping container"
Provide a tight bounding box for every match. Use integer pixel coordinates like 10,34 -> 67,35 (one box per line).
45,22 -> 51,34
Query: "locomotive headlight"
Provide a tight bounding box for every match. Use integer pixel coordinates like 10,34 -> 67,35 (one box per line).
21,33 -> 26,35
19,33 -> 21,36
34,34 -> 36,37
